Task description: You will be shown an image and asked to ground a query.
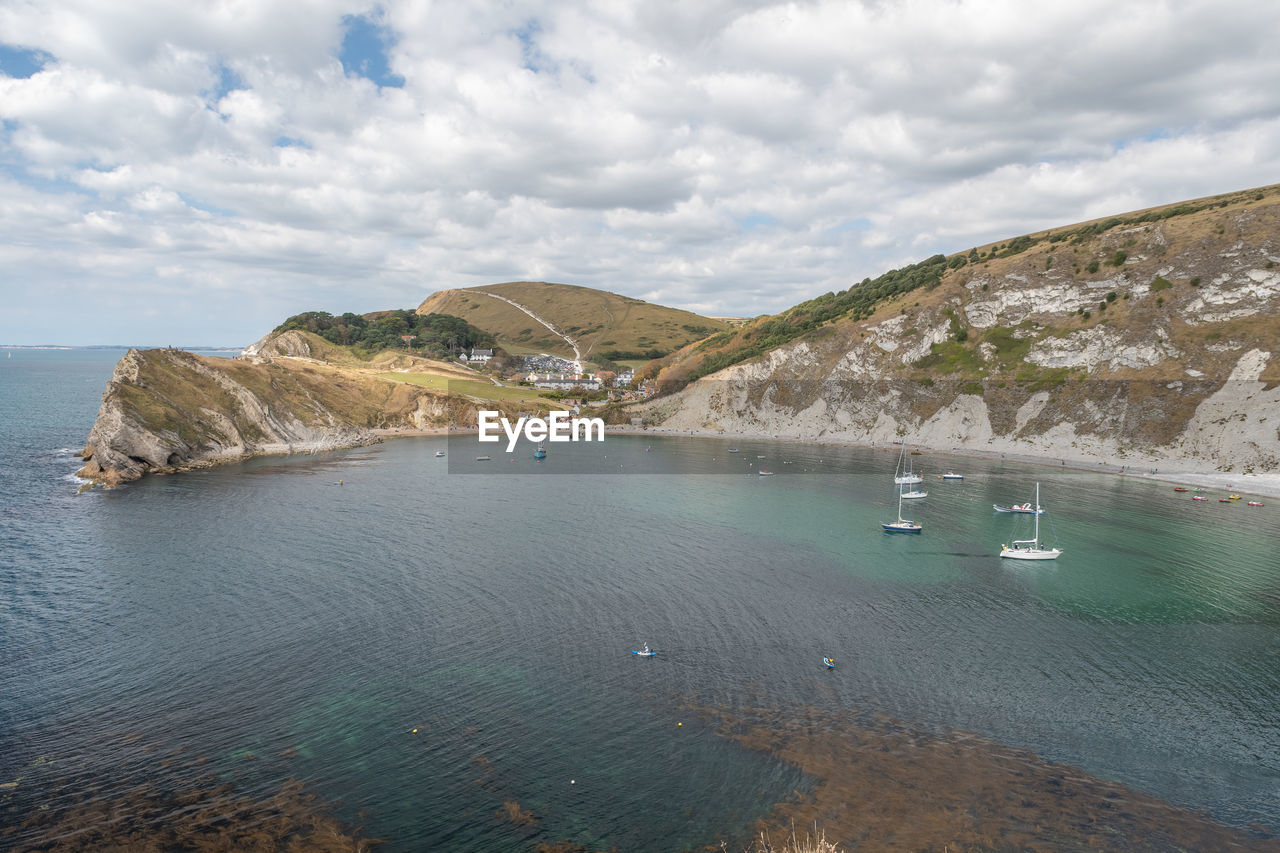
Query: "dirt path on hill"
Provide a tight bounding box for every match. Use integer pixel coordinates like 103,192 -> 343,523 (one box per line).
479,292 -> 582,366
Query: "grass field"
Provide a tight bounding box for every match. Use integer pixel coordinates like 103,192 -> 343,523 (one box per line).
376,372 -> 554,406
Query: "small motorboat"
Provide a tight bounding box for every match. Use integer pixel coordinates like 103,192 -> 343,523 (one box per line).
1192,495 -> 1208,501
475,456 -> 491,461
823,657 -> 836,669
435,450 -> 445,458
941,472 -> 964,480
1228,494 -> 1241,501
994,503 -> 1043,514
757,455 -> 766,459
1219,497 -> 1232,503
1173,487 -> 1188,492
1193,487 -> 1207,493
728,449 -> 740,453
534,444 -> 547,459
632,644 -> 657,657
1248,501 -> 1265,506
758,470 -> 774,476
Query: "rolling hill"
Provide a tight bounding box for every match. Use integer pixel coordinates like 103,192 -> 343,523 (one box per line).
416,281 -> 729,364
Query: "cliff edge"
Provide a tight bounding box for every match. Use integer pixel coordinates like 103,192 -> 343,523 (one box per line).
77,347 -> 496,487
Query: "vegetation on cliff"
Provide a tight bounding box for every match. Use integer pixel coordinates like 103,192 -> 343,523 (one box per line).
647,183 -> 1280,392
276,308 -> 495,359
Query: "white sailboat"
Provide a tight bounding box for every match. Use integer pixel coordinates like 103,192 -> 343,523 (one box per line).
892,439 -> 923,485
883,481 -> 922,534
999,483 -> 1061,560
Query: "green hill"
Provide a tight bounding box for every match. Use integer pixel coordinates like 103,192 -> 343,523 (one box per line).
416,281 -> 729,364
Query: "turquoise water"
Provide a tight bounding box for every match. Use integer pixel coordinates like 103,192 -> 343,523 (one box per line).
3,349 -> 1280,848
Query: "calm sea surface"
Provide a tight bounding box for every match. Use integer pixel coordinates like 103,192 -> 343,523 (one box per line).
3,348 -> 1280,850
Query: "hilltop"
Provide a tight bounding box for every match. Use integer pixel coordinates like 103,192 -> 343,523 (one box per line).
416,281 -> 728,364
629,184 -> 1280,480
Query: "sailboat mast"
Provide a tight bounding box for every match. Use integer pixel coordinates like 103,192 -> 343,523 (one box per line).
1033,482 -> 1040,545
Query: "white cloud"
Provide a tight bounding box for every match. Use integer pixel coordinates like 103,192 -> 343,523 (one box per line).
2,0 -> 1280,344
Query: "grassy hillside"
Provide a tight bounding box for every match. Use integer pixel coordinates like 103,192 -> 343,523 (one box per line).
650,183 -> 1280,389
416,281 -> 729,363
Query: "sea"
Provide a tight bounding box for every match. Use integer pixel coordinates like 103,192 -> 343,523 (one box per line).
2,347 -> 1280,850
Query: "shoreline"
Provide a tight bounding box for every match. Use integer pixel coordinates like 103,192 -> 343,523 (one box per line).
370,422 -> 1279,499
602,425 -> 1280,499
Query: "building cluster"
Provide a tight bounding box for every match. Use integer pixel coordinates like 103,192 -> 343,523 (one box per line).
524,367 -> 637,390
459,348 -> 493,364
521,353 -> 578,374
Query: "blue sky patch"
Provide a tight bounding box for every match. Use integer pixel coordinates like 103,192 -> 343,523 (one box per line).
513,19 -> 556,74
274,136 -> 310,149
0,163 -> 88,196
340,13 -> 404,88
210,63 -> 246,102
178,192 -> 236,217
0,44 -> 52,78
737,211 -> 778,229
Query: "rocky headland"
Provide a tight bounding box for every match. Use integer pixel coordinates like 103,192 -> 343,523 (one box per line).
77,337 -> 510,487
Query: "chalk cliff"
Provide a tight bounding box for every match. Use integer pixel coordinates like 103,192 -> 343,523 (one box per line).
631,187 -> 1280,476
77,346 -> 498,487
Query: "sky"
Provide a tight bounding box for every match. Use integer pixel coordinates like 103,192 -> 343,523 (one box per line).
2,1 -> 1280,346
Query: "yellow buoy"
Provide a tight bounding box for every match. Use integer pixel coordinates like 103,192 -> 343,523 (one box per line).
412,729 -> 418,734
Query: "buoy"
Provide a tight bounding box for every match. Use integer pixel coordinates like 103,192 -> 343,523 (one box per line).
412,728 -> 418,734
570,779 -> 575,785
677,722 -> 682,727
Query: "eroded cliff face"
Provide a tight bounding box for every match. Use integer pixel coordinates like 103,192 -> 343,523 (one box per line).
634,197 -> 1280,475
77,348 -> 497,487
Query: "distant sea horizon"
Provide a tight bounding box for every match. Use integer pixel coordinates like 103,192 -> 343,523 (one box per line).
1,344 -> 244,351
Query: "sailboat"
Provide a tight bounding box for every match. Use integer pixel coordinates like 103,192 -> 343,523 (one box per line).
999,483 -> 1061,560
883,481 -> 922,533
893,440 -> 923,485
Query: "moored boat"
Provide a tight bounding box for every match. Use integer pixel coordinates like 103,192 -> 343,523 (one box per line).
999,483 -> 1061,560
1173,487 -> 1188,492
941,472 -> 964,480
994,502 -> 1044,514
893,439 -> 923,485
1192,495 -> 1208,501
900,488 -> 927,499
1248,501 -> 1265,506
883,479 -> 922,534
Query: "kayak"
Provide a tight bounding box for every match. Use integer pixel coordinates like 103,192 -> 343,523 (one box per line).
822,657 -> 836,669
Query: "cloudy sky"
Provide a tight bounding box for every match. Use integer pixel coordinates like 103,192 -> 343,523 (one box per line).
3,0 -> 1279,346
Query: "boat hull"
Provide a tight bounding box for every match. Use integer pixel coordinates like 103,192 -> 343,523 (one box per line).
882,522 -> 922,534
1000,547 -> 1062,560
